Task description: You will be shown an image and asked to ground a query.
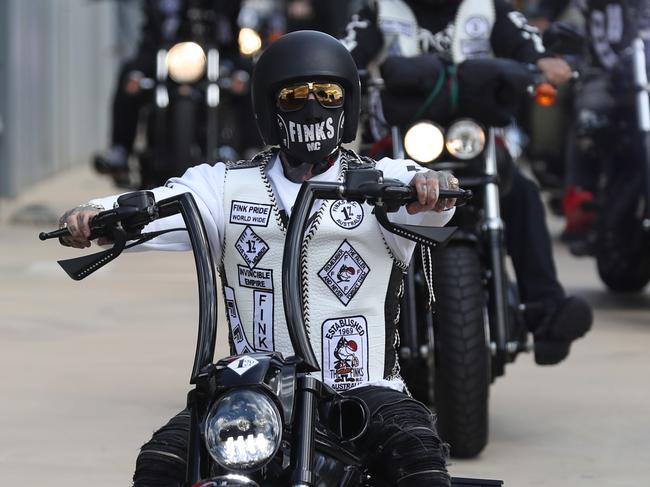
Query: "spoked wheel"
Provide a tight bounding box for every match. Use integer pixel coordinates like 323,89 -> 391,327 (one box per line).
431,244 -> 490,458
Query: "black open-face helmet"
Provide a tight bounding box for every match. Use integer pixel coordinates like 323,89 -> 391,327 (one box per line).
252,30 -> 361,146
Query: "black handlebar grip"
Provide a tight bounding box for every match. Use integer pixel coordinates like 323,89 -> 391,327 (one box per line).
39,228 -> 70,241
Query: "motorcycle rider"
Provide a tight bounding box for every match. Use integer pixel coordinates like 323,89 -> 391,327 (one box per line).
530,0 -> 643,241
94,0 -> 243,181
342,0 -> 593,365
60,31 -> 455,487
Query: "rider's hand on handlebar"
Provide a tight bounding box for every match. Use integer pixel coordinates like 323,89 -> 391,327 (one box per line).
407,170 -> 458,214
58,206 -> 101,248
536,57 -> 572,86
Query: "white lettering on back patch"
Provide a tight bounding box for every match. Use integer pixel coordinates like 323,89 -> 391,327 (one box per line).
322,315 -> 369,391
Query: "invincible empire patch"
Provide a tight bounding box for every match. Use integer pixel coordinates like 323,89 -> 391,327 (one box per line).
322,316 -> 369,391
238,265 -> 273,290
235,226 -> 269,269
318,240 -> 370,306
330,200 -> 364,229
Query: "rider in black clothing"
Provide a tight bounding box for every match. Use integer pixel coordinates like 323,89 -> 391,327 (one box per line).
94,0 -> 242,178
343,0 -> 593,365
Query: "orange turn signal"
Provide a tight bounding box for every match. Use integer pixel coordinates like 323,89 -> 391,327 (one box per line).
535,83 -> 557,107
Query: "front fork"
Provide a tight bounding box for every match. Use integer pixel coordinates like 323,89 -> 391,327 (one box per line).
631,37 -> 650,229
483,129 -> 517,374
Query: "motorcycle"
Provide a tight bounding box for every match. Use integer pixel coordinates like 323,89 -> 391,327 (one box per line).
551,10 -> 650,292
40,169 -> 501,485
116,0 -> 258,189
359,56 -> 558,458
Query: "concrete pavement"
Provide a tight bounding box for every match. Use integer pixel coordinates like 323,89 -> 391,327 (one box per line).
1,165 -> 649,486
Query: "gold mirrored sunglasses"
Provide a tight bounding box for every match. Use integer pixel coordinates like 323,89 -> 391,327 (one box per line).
276,82 -> 344,112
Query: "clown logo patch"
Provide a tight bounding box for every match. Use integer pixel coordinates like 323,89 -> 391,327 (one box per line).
235,226 -> 269,269
330,200 -> 364,229
318,240 -> 370,306
322,316 -> 368,391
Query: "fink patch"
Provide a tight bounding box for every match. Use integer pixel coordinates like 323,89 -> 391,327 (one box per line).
318,240 -> 370,306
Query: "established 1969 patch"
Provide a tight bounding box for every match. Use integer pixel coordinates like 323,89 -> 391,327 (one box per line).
235,226 -> 269,269
229,200 -> 272,227
322,315 -> 369,391
318,240 -> 370,306
330,200 -> 364,229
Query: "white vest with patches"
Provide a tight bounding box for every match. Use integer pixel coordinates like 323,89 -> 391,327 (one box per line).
373,0 -> 496,62
220,155 -> 404,391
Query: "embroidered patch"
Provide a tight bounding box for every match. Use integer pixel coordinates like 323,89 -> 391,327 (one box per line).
227,356 -> 260,376
238,265 -> 273,291
230,200 -> 272,227
461,38 -> 491,57
235,226 -> 269,269
318,240 -> 370,306
322,316 -> 369,391
330,200 -> 364,230
224,286 -> 254,354
253,290 -> 274,351
464,15 -> 489,38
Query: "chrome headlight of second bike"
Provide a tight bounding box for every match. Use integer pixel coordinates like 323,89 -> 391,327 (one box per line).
403,121 -> 445,163
204,389 -> 282,472
445,119 -> 486,160
166,42 -> 206,84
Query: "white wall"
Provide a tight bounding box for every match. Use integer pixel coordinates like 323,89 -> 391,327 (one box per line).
0,0 -> 142,197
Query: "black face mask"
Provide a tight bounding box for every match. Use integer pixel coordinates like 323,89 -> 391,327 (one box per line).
276,99 -> 345,167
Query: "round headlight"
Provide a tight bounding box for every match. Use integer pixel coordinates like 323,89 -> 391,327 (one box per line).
166,42 -> 206,84
403,121 -> 445,163
445,119 -> 486,160
204,389 -> 282,472
238,28 -> 262,56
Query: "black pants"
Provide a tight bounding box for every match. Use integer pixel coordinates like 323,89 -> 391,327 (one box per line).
501,168 -> 565,310
132,386 -> 450,487
110,54 -> 155,151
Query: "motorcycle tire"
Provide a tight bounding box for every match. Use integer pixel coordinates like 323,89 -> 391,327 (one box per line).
431,243 -> 490,458
596,229 -> 650,292
595,175 -> 650,293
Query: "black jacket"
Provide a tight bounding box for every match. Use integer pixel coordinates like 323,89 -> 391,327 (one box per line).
344,0 -> 547,68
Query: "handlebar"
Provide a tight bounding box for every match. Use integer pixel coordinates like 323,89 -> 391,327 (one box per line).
41,171 -> 470,375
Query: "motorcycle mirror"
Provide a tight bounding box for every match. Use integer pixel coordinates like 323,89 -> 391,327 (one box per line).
542,21 -> 586,56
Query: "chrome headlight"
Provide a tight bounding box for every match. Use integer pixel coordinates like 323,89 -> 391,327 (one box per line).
403,121 -> 445,163
238,28 -> 262,56
204,389 -> 282,472
166,42 -> 206,83
445,119 -> 486,160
